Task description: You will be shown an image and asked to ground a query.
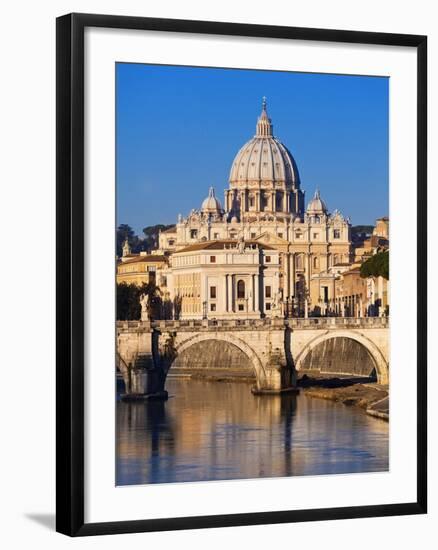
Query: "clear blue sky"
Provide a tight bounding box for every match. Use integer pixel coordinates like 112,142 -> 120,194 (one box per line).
116,63 -> 388,235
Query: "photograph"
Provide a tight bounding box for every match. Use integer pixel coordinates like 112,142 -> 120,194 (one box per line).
115,63 -> 390,486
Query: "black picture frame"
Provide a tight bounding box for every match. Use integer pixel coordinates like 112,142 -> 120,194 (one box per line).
56,12 -> 427,537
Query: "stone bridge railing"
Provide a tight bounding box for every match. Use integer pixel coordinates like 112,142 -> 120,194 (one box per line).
117,316 -> 389,332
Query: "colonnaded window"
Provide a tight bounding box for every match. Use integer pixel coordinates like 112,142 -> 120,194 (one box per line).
237,280 -> 245,299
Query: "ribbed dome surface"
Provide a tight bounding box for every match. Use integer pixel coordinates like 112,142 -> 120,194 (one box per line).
229,99 -> 300,187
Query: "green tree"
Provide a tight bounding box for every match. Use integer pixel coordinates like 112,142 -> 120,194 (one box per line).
142,224 -> 175,252
360,250 -> 389,280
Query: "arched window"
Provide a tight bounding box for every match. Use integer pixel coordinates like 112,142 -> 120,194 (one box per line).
237,280 -> 245,299
313,256 -> 319,269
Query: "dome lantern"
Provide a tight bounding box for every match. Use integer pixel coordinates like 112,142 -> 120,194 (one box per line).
256,96 -> 273,137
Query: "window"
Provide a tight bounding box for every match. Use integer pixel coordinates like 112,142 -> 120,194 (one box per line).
238,304 -> 244,311
313,233 -> 318,239
190,229 -> 198,239
266,303 -> 271,310
210,286 -> 216,299
213,233 -> 220,239
210,303 -> 216,312
168,239 -> 175,246
265,286 -> 272,298
295,255 -> 303,269
295,232 -> 302,239
313,257 -> 319,269
278,232 -> 283,239
210,256 -> 216,263
265,256 -> 271,263
251,232 -> 257,239
237,280 -> 245,299
334,229 -> 341,239
249,197 -> 255,207
230,232 -> 237,239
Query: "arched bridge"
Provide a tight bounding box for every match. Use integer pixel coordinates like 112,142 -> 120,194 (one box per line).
116,317 -> 389,398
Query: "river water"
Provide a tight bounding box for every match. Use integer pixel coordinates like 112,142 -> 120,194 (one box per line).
116,378 -> 389,486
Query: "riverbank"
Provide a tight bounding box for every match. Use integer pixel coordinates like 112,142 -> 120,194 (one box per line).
298,374 -> 389,421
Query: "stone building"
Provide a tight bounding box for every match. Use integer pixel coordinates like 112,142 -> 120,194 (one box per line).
168,239 -> 281,320
158,99 -> 351,314
117,238 -> 168,287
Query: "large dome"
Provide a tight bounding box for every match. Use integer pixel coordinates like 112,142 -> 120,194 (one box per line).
229,99 -> 300,188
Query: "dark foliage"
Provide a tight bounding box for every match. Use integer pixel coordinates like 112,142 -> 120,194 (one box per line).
360,251 -> 389,280
142,224 -> 175,252
116,223 -> 175,256
351,225 -> 374,244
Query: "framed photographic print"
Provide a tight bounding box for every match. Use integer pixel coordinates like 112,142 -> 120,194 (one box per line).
56,13 -> 427,536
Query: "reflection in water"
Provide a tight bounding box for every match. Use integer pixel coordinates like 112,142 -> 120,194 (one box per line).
116,378 -> 388,486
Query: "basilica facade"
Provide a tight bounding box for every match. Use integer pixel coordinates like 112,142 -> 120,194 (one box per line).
155,100 -> 352,318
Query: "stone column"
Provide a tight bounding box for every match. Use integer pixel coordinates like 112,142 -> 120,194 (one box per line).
254,273 -> 260,314
284,253 -> 290,298
251,274 -> 256,311
228,274 -> 233,313
223,275 -> 228,313
283,191 -> 289,213
290,253 -> 295,298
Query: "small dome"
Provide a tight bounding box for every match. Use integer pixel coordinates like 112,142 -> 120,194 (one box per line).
229,98 -> 300,188
201,187 -> 223,213
306,189 -> 327,214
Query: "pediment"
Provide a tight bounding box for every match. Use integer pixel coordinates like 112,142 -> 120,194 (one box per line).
253,232 -> 290,246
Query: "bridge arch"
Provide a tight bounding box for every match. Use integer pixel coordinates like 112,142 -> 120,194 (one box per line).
294,330 -> 389,384
168,332 -> 268,389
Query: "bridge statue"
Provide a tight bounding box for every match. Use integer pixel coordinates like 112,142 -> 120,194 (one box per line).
140,293 -> 150,321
